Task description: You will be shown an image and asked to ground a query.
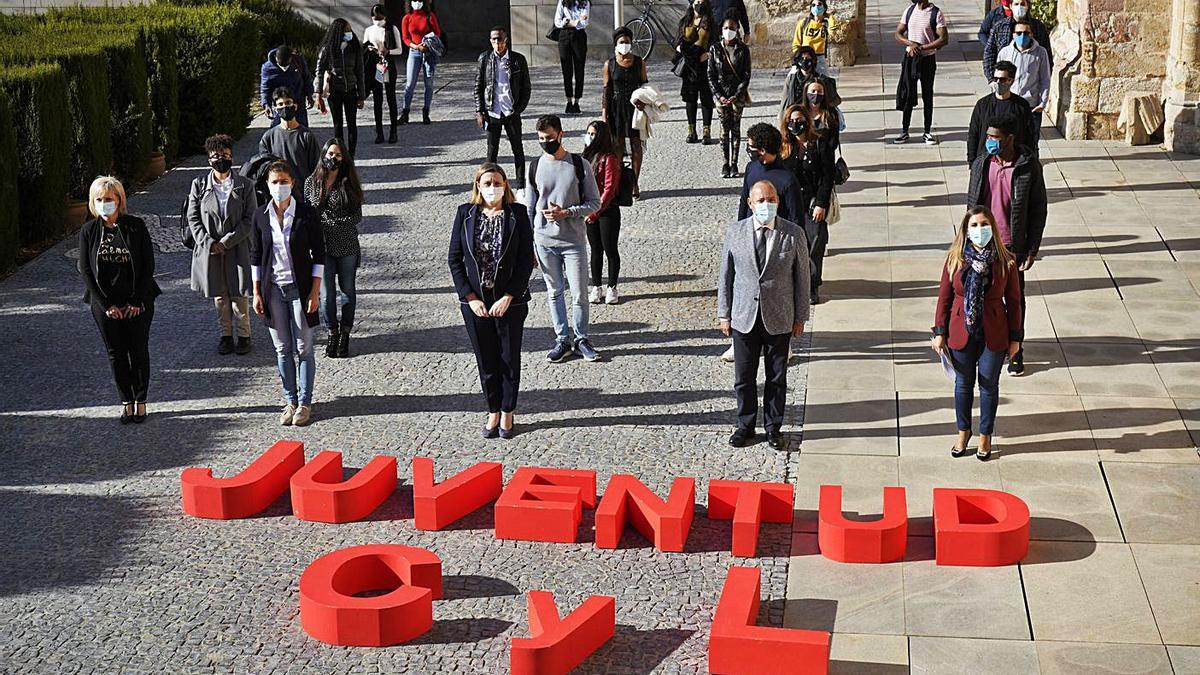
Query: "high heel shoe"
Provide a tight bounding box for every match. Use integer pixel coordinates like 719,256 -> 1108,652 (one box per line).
498,413 -> 515,439
951,432 -> 972,457
976,445 -> 994,461
120,403 -> 134,425
132,402 -> 147,424
481,424 -> 499,439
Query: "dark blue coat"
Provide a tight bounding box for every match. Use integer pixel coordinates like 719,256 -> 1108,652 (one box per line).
260,48 -> 315,127
448,203 -> 535,305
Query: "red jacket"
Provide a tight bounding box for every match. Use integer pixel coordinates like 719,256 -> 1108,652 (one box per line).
402,10 -> 442,47
933,258 -> 1023,352
587,153 -> 621,222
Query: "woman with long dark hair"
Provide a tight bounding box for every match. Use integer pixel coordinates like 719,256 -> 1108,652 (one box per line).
554,0 -> 591,114
602,28 -> 647,198
316,18 -> 366,155
932,207 -> 1022,461
400,0 -> 443,125
304,138 -> 364,358
448,163 -> 535,439
676,0 -> 716,145
363,3 -> 403,143
781,104 -> 835,305
581,120 -> 624,304
803,78 -> 842,150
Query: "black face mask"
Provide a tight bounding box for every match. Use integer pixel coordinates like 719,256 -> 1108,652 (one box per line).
539,138 -> 561,155
277,105 -> 297,121
807,93 -> 825,106
321,156 -> 340,171
209,157 -> 233,174
788,122 -> 808,136
801,59 -> 816,70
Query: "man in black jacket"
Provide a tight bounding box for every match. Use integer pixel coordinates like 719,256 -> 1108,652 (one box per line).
966,113 -> 1047,375
967,61 -> 1032,165
476,27 -> 532,186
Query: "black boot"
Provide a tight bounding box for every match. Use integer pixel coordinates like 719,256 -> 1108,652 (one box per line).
325,330 -> 339,358
422,107 -> 431,125
374,124 -> 385,144
398,108 -> 409,125
388,122 -> 397,143
337,331 -> 350,358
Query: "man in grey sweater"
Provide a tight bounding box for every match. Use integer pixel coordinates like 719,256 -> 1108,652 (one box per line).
258,88 -> 320,193
524,114 -> 603,363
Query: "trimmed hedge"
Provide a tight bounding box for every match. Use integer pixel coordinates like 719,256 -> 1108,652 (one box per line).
0,90 -> 18,272
143,26 -> 181,161
93,29 -> 153,182
0,64 -> 70,246
161,0 -> 325,68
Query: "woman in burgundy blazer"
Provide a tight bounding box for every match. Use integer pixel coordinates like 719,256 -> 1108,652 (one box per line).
932,207 -> 1022,460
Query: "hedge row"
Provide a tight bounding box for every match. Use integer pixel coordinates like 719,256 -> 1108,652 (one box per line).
0,90 -> 19,272
0,65 -> 70,248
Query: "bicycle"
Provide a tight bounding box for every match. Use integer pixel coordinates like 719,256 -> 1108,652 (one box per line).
623,0 -> 684,60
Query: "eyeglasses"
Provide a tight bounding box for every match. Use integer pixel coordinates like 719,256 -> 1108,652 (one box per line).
993,75 -> 1013,82
1013,31 -> 1029,36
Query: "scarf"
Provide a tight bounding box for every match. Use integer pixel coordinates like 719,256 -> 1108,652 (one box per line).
961,243 -> 995,339
475,210 -> 505,290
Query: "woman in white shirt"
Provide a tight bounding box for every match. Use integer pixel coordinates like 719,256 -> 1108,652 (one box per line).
554,0 -> 590,114
363,4 -> 404,143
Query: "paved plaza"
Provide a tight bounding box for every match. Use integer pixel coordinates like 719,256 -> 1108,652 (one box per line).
1,0 -> 1199,672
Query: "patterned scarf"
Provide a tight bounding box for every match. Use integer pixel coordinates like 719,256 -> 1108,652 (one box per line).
962,242 -> 995,339
475,210 -> 506,290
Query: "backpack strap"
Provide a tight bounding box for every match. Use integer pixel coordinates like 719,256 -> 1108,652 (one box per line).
930,5 -> 940,30
529,156 -> 539,189
903,4 -> 914,26
570,152 -> 585,200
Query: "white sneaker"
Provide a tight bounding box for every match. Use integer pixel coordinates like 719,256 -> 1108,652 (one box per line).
720,345 -> 735,362
589,286 -> 603,304
605,286 -> 619,304
279,404 -> 296,426
923,132 -> 938,145
292,404 -> 313,426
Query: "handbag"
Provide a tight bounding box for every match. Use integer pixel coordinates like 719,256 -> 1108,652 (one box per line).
826,189 -> 841,225
546,27 -> 562,42
834,152 -> 850,186
616,162 -> 635,207
670,52 -> 691,79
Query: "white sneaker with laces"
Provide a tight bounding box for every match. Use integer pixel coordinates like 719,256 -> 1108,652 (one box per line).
720,345 -> 735,362
605,286 -> 619,304
589,286 -> 603,304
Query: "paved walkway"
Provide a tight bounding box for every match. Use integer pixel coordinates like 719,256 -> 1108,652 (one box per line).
0,0 -> 1197,672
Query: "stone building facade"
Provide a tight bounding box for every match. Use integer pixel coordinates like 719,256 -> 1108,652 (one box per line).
1049,0 -> 1200,154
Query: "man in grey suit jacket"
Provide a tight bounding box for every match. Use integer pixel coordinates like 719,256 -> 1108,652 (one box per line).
717,181 -> 811,448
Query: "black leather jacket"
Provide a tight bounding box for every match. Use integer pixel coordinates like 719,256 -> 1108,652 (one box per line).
707,40 -> 751,102
475,49 -> 531,117
316,40 -> 366,99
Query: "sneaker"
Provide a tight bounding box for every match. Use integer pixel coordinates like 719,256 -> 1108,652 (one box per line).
575,339 -> 602,362
892,133 -> 909,144
1007,348 -> 1025,376
218,336 -> 235,355
279,404 -> 296,426
292,404 -> 313,426
547,340 -> 573,363
721,163 -> 730,178
720,345 -> 735,362
589,286 -> 603,304
605,286 -> 619,305
923,132 -> 938,145
235,337 -> 252,355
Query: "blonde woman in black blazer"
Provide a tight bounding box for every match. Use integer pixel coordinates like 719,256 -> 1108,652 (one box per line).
78,176 -> 162,424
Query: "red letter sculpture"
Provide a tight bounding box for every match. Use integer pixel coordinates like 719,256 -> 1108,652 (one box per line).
709,566 -> 830,674
289,451 -> 397,523
510,591 -> 615,675
818,485 -> 908,563
932,488 -> 1030,566
299,544 -> 443,646
181,440 -> 305,519
495,467 -> 597,543
595,475 -> 695,552
412,457 -> 504,530
707,480 -> 794,557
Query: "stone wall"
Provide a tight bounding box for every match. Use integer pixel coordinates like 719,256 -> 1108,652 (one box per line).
1163,0 -> 1200,154
1049,0 -> 1173,141
746,0 -> 867,67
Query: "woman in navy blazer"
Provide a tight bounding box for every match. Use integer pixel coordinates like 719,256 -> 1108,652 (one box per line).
448,162 -> 535,439
250,161 -> 326,427
932,207 -> 1022,461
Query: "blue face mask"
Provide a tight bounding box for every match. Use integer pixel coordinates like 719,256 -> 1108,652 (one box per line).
968,225 -> 993,248
985,138 -> 1003,155
343,31 -> 354,42
753,201 -> 778,224
1014,34 -> 1031,49
811,4 -> 825,16
95,200 -> 117,217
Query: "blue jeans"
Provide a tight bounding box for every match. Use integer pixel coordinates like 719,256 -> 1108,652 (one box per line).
404,50 -> 435,110
536,241 -> 589,344
321,252 -> 359,331
950,335 -> 1005,435
267,283 -> 315,406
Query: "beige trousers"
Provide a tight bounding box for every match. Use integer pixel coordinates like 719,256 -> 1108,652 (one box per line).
215,296 -> 251,338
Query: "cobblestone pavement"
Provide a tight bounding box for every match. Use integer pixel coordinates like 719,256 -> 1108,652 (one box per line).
0,38 -> 809,675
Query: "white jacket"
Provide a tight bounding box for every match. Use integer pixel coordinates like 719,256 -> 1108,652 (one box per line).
630,85 -> 670,139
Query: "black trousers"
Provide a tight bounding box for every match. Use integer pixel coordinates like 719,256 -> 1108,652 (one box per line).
369,57 -> 399,129
91,302 -> 154,403
900,56 -> 936,134
329,90 -> 359,155
732,313 -> 791,434
486,114 -> 526,184
681,76 -> 714,127
586,208 -> 621,287
557,29 -> 587,99
461,298 -> 528,413
810,219 -> 829,293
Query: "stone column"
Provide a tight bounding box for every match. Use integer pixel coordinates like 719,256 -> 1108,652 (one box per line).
1164,0 -> 1200,153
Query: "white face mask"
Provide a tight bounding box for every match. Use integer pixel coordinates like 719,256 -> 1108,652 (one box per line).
411,1 -> 423,9
269,183 -> 292,204
480,186 -> 504,204
722,29 -> 738,42
615,43 -> 632,56
95,200 -> 118,218
1012,4 -> 1028,17
374,19 -> 386,27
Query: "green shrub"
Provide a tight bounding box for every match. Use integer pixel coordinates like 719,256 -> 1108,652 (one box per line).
0,64 -> 70,246
0,37 -> 112,199
142,26 -> 181,161
92,29 -> 152,182
159,0 -> 324,68
1032,0 -> 1057,31
0,89 -> 19,272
